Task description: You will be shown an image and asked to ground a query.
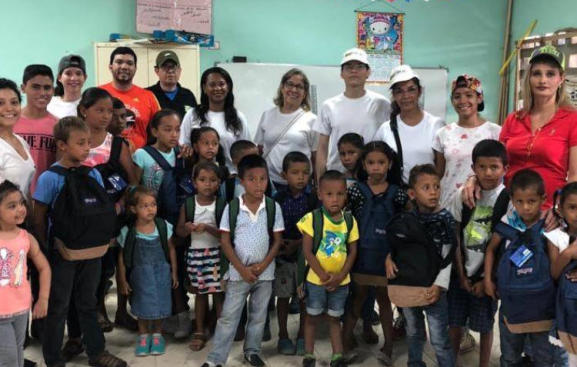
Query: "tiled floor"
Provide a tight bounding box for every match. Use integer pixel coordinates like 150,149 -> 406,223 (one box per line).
25,294 -> 502,366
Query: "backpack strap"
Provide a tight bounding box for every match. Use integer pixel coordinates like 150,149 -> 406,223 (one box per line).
343,210 -> 354,245
123,225 -> 137,271
311,208 -> 324,255
265,197 -> 276,242
390,115 -> 404,174
48,165 -> 70,176
491,189 -> 510,230
184,196 -> 196,223
142,145 -> 172,171
357,182 -> 373,201
228,197 -> 240,245
155,217 -> 170,263
215,196 -> 227,226
109,136 -> 124,164
225,177 -> 236,203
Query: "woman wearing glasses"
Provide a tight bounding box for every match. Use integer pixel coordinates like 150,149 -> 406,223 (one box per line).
254,68 -> 318,190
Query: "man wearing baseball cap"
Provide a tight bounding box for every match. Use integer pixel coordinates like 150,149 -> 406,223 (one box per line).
100,46 -> 160,150
314,47 -> 391,177
147,50 -> 197,119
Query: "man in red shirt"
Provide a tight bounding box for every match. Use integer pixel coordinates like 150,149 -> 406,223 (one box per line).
100,47 -> 160,150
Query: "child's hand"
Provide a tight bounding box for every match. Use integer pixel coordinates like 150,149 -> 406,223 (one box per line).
484,279 -> 498,300
324,273 -> 344,291
249,263 -> 265,276
318,271 -> 331,284
178,144 -> 193,159
471,281 -> 485,298
385,255 -> 398,279
32,298 -> 48,319
459,276 -> 472,293
566,269 -> 577,282
118,279 -> 132,296
424,285 -> 441,303
172,272 -> 179,289
296,284 -> 305,300
239,265 -> 258,284
194,223 -> 206,233
565,243 -> 577,259
184,222 -> 196,234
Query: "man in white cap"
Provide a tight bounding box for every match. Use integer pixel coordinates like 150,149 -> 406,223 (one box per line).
314,47 -> 390,178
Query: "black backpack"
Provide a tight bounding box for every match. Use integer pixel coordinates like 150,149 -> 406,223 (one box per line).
49,165 -> 116,259
95,136 -> 129,203
386,211 -> 455,287
142,145 -> 193,225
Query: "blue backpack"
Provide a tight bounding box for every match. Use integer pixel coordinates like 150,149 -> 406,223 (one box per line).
556,253 -> 577,354
353,182 -> 398,276
143,146 -> 194,225
495,219 -> 556,333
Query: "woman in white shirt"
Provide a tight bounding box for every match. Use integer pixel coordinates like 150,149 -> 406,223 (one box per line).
180,67 -> 250,172
254,69 -> 318,190
373,65 -> 444,184
0,79 -> 35,200
47,55 -> 86,118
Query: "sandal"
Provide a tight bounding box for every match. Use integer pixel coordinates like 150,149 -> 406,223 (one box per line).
98,313 -> 114,333
189,332 -> 207,351
88,351 -> 127,367
61,338 -> 84,362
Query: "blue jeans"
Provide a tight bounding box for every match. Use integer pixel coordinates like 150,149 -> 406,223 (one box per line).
403,292 -> 455,367
206,280 -> 272,365
499,311 -> 567,367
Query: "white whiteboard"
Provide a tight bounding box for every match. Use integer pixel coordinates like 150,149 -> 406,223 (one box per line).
218,62 -> 448,139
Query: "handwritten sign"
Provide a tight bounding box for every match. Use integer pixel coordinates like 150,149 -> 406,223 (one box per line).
137,0 -> 212,35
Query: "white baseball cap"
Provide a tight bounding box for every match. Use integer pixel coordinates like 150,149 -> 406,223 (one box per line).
341,48 -> 369,66
389,65 -> 420,86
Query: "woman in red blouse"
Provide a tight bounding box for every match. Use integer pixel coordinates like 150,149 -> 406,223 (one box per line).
465,45 -> 577,209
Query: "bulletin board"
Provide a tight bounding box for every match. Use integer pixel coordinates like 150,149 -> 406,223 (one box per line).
515,30 -> 577,110
136,0 -> 212,35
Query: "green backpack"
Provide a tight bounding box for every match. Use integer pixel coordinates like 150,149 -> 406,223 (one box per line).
184,195 -> 227,230
221,196 -> 277,275
123,217 -> 169,276
296,208 -> 354,286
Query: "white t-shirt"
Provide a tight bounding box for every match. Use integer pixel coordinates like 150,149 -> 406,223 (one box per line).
0,135 -> 36,200
374,111 -> 444,183
313,90 -> 390,171
47,96 -> 81,119
180,108 -> 251,172
189,198 -> 220,250
254,107 -> 318,184
449,184 -> 506,278
433,121 -> 501,208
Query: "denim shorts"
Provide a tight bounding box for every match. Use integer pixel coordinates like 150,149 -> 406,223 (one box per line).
305,281 -> 349,317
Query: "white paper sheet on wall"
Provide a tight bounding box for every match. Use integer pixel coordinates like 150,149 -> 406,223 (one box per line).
136,0 -> 212,35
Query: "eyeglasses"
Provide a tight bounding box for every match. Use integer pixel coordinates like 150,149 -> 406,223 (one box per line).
342,63 -> 367,72
284,81 -> 305,91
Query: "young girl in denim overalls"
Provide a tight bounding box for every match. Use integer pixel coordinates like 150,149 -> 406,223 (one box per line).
117,186 -> 179,357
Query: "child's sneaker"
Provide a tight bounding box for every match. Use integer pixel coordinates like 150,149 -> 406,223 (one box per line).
295,338 -> 306,356
302,355 -> 316,367
135,334 -> 151,356
277,338 -> 296,355
330,355 -> 347,367
150,334 -> 166,355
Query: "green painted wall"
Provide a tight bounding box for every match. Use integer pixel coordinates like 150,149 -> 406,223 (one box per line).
1,0 -> 507,122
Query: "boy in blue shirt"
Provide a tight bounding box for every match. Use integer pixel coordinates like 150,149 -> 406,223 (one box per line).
202,154 -> 284,367
33,117 -> 126,367
273,151 -> 318,356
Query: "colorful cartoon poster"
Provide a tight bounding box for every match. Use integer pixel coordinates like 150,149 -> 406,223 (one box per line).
356,11 -> 404,83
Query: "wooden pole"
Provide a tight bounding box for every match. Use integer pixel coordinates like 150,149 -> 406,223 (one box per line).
498,0 -> 514,124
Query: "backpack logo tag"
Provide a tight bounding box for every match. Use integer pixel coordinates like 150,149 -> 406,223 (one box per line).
510,245 -> 533,268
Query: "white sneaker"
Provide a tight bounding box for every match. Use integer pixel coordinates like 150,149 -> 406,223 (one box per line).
174,311 -> 192,339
